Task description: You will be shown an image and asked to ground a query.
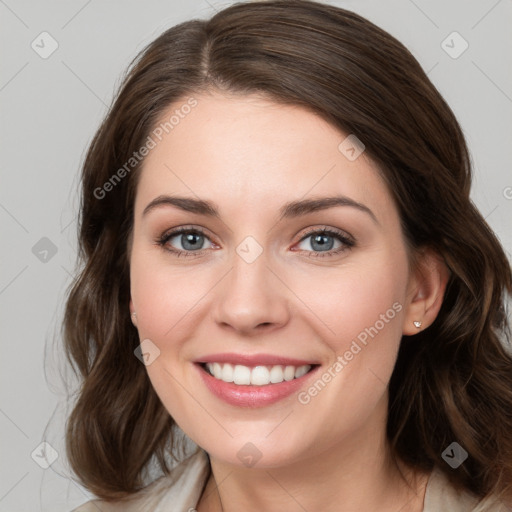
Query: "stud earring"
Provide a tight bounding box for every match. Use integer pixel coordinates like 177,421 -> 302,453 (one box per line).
131,312 -> 137,318
413,321 -> 422,328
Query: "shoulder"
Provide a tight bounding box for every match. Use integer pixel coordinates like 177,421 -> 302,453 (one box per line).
423,466 -> 509,512
71,448 -> 210,512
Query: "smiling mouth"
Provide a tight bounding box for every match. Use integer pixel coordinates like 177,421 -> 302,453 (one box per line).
200,362 -> 317,386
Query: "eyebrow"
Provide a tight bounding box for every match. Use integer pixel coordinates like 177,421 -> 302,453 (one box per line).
142,195 -> 378,224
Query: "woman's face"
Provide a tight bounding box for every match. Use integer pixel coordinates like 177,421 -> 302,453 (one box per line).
129,91 -> 416,468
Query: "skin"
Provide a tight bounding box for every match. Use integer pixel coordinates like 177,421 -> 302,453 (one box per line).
129,91 -> 448,512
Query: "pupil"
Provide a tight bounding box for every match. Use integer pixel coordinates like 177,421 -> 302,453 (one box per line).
312,234 -> 333,251
182,233 -> 203,250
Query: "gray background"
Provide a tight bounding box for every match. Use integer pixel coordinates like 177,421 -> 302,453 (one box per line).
1,0 -> 511,510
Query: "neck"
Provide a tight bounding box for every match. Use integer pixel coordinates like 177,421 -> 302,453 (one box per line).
197,398 -> 429,512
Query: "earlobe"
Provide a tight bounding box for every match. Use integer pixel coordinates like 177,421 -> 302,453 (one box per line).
129,299 -> 138,327
402,249 -> 450,336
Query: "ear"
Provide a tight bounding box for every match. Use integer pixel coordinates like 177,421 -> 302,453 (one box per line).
129,298 -> 138,327
402,249 -> 450,335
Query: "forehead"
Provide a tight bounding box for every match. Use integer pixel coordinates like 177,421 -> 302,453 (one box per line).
134,92 -> 395,223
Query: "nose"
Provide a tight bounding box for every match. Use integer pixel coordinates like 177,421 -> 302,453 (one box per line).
211,251 -> 290,336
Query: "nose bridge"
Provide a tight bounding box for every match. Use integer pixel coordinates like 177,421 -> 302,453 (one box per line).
212,239 -> 289,332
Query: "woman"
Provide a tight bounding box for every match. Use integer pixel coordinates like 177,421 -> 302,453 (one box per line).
66,1 -> 512,510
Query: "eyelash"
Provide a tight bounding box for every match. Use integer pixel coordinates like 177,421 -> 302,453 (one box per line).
155,225 -> 355,259
156,226 -> 212,258
297,227 -> 355,258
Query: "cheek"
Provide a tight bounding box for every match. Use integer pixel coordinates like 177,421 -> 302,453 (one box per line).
291,248 -> 408,353
129,251 -> 212,420
130,248 -> 214,342
285,251 -> 408,445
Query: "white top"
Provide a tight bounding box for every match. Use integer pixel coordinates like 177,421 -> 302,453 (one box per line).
72,449 -> 507,511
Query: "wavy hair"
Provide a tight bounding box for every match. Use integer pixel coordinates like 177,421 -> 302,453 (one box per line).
63,0 -> 512,504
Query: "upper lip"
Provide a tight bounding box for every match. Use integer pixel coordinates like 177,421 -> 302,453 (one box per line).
195,353 -> 318,367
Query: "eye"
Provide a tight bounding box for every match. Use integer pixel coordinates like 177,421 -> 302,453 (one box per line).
156,226 -> 354,258
157,227 -> 214,256
294,228 -> 354,257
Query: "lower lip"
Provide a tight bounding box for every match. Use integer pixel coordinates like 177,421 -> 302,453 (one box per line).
196,364 -> 319,408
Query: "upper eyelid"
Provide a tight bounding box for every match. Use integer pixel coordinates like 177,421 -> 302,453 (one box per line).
160,226 -> 214,246
161,225 -> 208,239
299,226 -> 353,241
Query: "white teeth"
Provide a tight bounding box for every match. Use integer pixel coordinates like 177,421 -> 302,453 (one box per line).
205,362 -> 312,385
221,363 -> 234,382
269,365 -> 284,383
212,362 -> 222,379
294,365 -> 309,378
283,365 -> 295,381
251,366 -> 270,385
233,365 -> 251,385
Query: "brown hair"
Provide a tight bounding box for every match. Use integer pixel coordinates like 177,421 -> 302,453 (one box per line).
64,0 -> 512,504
